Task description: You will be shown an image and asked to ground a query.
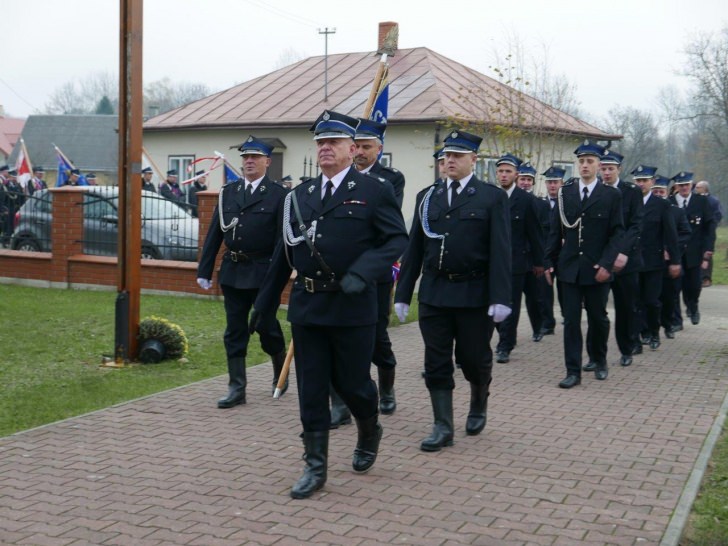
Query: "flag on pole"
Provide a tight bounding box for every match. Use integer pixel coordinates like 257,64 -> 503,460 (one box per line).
224,163 -> 241,184
14,139 -> 33,190
56,152 -> 73,187
370,79 -> 389,124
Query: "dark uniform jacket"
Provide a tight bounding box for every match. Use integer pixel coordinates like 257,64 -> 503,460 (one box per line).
669,193 -> 716,268
142,181 -> 157,193
670,204 -> 692,261
197,176 -> 288,290
395,176 -> 512,309
257,166 -> 408,327
640,194 -> 679,271
187,181 -> 207,217
508,187 -> 544,275
613,179 -> 644,274
545,179 -> 624,285
159,181 -> 185,204
367,161 -> 405,209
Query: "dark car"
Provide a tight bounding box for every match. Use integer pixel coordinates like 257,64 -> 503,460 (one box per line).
11,187 -> 199,261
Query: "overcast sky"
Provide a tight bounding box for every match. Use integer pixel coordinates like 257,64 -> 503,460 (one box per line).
2,0 -> 726,126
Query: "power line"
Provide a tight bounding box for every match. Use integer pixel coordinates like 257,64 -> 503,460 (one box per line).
0,77 -> 39,114
241,0 -> 322,28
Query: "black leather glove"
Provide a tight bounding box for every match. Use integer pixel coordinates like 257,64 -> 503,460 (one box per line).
248,308 -> 263,335
340,273 -> 367,294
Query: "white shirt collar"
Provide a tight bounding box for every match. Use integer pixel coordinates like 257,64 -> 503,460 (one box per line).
643,192 -> 652,205
321,165 -> 352,198
447,173 -> 474,190
244,175 -> 265,189
578,178 -> 598,197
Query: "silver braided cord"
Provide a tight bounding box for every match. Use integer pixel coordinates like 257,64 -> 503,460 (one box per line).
282,192 -> 317,248
557,185 -> 583,242
217,186 -> 239,233
419,185 -> 447,269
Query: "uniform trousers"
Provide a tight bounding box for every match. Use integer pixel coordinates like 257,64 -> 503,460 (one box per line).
539,275 -> 557,331
562,281 -> 611,376
292,323 -> 378,432
371,281 -> 397,370
610,272 -> 640,356
523,271 -> 544,334
681,264 -> 702,316
221,285 -> 285,359
496,273 -> 526,352
418,303 -> 494,391
661,274 -> 679,330
639,269 -> 663,336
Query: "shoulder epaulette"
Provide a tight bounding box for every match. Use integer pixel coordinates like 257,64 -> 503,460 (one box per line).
365,172 -> 388,184
563,178 -> 577,186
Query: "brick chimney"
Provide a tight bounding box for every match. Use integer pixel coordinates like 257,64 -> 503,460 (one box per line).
378,22 -> 399,54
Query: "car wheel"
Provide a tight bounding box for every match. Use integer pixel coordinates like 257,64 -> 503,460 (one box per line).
141,244 -> 162,260
14,237 -> 41,252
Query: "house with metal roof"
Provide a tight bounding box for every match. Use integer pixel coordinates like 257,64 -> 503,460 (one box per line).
0,111 -> 25,166
9,115 -> 119,186
143,23 -> 620,220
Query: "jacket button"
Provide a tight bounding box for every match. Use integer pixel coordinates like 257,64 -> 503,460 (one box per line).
317,234 -> 322,238
445,214 -> 450,219
316,271 -> 322,276
319,216 -> 324,221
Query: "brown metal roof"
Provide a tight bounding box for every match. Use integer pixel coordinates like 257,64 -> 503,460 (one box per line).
144,47 -> 618,140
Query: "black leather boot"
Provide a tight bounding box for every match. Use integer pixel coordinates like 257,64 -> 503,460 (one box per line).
352,415 -> 383,473
271,350 -> 288,396
378,367 -> 396,415
420,390 -> 454,452
329,386 -> 352,428
290,431 -> 328,499
595,361 -> 608,380
217,357 -> 246,408
465,383 -> 488,436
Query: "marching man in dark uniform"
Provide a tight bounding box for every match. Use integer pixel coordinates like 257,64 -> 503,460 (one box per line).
653,176 -> 691,338
539,166 -> 566,334
394,130 -> 512,450
251,111 -> 407,499
669,171 -> 716,326
632,166 -> 679,350
197,136 -> 289,408
141,166 -> 157,193
494,155 -> 544,363
352,117 -> 405,416
585,149 -> 643,369
545,141 -> 624,387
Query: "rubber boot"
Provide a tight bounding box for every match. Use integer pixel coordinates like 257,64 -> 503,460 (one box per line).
329,385 -> 352,428
217,357 -> 246,408
420,390 -> 454,452
378,367 -> 396,415
465,383 -> 488,435
290,431 -> 328,499
352,414 -> 383,473
271,350 -> 288,396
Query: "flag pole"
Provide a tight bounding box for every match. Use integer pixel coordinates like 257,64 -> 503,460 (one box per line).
20,138 -> 34,174
141,146 -> 166,184
53,144 -> 76,168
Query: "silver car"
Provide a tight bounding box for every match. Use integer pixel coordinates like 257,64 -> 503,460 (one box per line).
11,187 -> 199,261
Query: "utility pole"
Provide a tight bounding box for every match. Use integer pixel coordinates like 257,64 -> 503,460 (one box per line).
318,27 -> 336,102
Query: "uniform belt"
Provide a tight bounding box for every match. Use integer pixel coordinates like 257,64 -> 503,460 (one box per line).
437,270 -> 485,282
225,250 -> 269,263
301,277 -> 341,293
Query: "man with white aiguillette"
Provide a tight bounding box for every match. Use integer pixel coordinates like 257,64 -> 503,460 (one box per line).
394,130 -> 512,451
197,136 -> 289,408
251,111 -> 407,499
545,141 -> 624,388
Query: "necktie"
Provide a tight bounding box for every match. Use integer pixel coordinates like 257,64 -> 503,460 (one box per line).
450,180 -> 460,206
244,183 -> 253,202
550,197 -> 556,209
322,180 -> 333,206
682,199 -> 687,209
582,187 -> 589,203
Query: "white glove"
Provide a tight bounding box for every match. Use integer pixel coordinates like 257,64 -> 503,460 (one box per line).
197,278 -> 212,290
488,304 -> 511,323
394,302 -> 410,322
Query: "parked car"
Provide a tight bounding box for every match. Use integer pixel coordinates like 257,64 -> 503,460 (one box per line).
11,187 -> 199,261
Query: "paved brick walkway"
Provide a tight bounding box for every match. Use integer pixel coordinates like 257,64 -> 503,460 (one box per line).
2,287 -> 728,546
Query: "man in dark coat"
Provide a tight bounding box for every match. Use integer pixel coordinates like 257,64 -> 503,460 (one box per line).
159,169 -> 185,204
141,167 -> 157,193
494,156 -> 544,363
585,150 -> 643,368
187,170 -> 208,218
394,129 -> 512,451
545,141 -> 624,387
632,166 -> 679,350
197,136 -> 289,409
251,111 -> 407,499
538,166 -> 566,335
27,166 -> 48,195
669,172 -> 716,326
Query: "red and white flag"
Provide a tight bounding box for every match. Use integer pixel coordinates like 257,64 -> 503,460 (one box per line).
15,138 -> 33,190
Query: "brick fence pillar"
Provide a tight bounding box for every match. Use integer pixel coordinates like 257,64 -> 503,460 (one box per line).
195,189 -> 222,296
49,187 -> 86,286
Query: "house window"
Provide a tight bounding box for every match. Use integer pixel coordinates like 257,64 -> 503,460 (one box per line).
169,155 -> 194,200
553,161 -> 574,181
476,157 -> 499,184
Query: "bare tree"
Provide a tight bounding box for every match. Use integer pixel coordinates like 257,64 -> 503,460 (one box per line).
601,106 -> 664,177
144,78 -> 211,117
44,71 -> 118,114
274,47 -> 307,70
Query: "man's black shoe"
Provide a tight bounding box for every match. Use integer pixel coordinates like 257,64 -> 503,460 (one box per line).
594,363 -> 608,380
672,324 -> 683,332
532,332 -> 544,342
582,361 -> 597,372
558,375 -> 581,389
496,350 -> 510,363
540,327 -> 555,336
632,345 -> 643,355
620,355 -> 633,367
691,311 -> 700,325
665,328 -> 675,339
649,337 -> 661,350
